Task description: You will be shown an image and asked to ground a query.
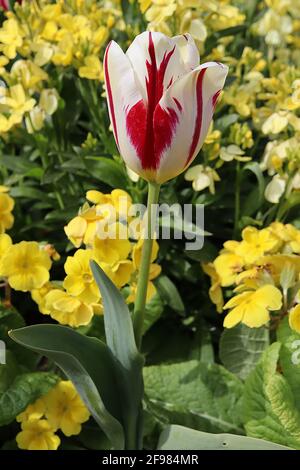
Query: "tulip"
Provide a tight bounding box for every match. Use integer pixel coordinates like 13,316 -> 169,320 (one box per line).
104,31 -> 228,184
0,0 -> 22,10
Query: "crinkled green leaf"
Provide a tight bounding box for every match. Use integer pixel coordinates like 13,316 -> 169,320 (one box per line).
220,323 -> 269,380
144,360 -> 244,434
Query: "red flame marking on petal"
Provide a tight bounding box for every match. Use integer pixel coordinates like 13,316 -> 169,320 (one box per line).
186,68 -> 207,165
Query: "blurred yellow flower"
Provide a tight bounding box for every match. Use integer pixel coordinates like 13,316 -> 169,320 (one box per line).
202,262 -> 224,313
185,165 -> 220,193
289,304 -> 300,334
214,252 -> 244,287
0,241 -> 51,291
0,192 -> 14,233
16,419 -> 60,451
223,284 -> 282,328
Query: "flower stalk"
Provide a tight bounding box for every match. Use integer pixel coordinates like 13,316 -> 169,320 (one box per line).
133,181 -> 160,349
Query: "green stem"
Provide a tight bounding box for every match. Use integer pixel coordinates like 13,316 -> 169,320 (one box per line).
233,161 -> 241,238
133,181 -> 160,349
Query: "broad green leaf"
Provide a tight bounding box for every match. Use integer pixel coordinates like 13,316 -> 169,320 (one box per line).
277,317 -> 300,410
10,186 -> 53,202
0,371 -> 58,426
9,325 -> 124,449
90,261 -> 144,449
154,275 -> 185,314
220,324 -> 269,380
243,343 -> 300,449
215,113 -> 239,133
241,162 -> 265,216
85,157 -> 127,189
0,350 -> 20,393
144,360 -> 244,434
189,322 -> 214,364
187,240 -> 218,263
158,424 -> 292,450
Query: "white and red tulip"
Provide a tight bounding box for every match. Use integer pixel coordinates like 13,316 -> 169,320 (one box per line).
104,31 -> 228,184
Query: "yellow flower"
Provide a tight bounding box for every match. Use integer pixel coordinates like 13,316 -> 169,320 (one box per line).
63,249 -> 99,304
213,252 -> 244,287
236,227 -> 279,264
0,241 -> 51,291
132,238 -> 159,270
44,289 -> 93,327
16,399 -> 45,423
44,381 -> 90,437
107,259 -> 134,288
16,419 -> 60,451
39,89 -> 59,115
0,233 -> 12,263
93,223 -> 131,264
223,284 -> 282,328
31,282 -> 55,315
0,18 -> 23,59
289,304 -> 300,334
202,263 -> 224,313
79,55 -> 102,80
262,112 -> 289,135
64,205 -> 102,247
185,164 -> 220,193
0,192 -> 14,233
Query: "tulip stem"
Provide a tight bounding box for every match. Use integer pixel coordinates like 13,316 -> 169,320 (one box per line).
133,181 -> 160,349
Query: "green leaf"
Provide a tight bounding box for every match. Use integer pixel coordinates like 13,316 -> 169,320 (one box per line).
144,360 -> 244,434
243,343 -> 300,449
9,325 -> 124,449
143,293 -> 164,334
0,371 -> 58,426
186,240 -> 218,263
10,186 -> 53,202
277,318 -> 300,409
158,425 -> 292,450
154,275 -> 185,314
220,324 -> 269,380
215,114 -> 239,133
85,157 -> 127,189
241,162 -> 265,216
90,261 -> 144,449
0,350 -> 20,393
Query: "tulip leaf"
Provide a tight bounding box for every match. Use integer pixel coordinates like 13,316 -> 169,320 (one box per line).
155,275 -> 185,314
85,156 -> 127,189
90,260 -> 144,449
158,425 -> 292,450
9,324 -> 124,449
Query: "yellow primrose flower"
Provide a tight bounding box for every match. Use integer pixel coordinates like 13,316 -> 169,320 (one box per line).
264,174 -> 286,204
107,259 -> 134,288
63,249 -> 100,304
0,232 -> 12,260
31,282 -> 56,315
262,112 -> 289,135
93,224 -> 131,265
185,165 -> 220,193
44,289 -> 93,327
0,241 -> 51,291
127,280 -> 156,304
4,84 -> 36,116
236,227 -> 279,264
213,252 -> 244,287
16,399 -> 45,423
0,18 -> 23,59
132,238 -> 159,270
289,304 -> 300,334
78,55 -> 102,80
16,419 -> 60,451
44,381 -> 90,437
64,204 -> 103,248
223,284 -> 282,328
220,145 -> 251,162
202,262 -> 224,313
39,89 -> 59,115
0,191 -> 14,233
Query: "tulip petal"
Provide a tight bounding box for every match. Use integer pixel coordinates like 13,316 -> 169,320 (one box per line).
126,32 -> 186,103
154,62 -> 228,183
104,40 -> 144,175
172,33 -> 200,71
